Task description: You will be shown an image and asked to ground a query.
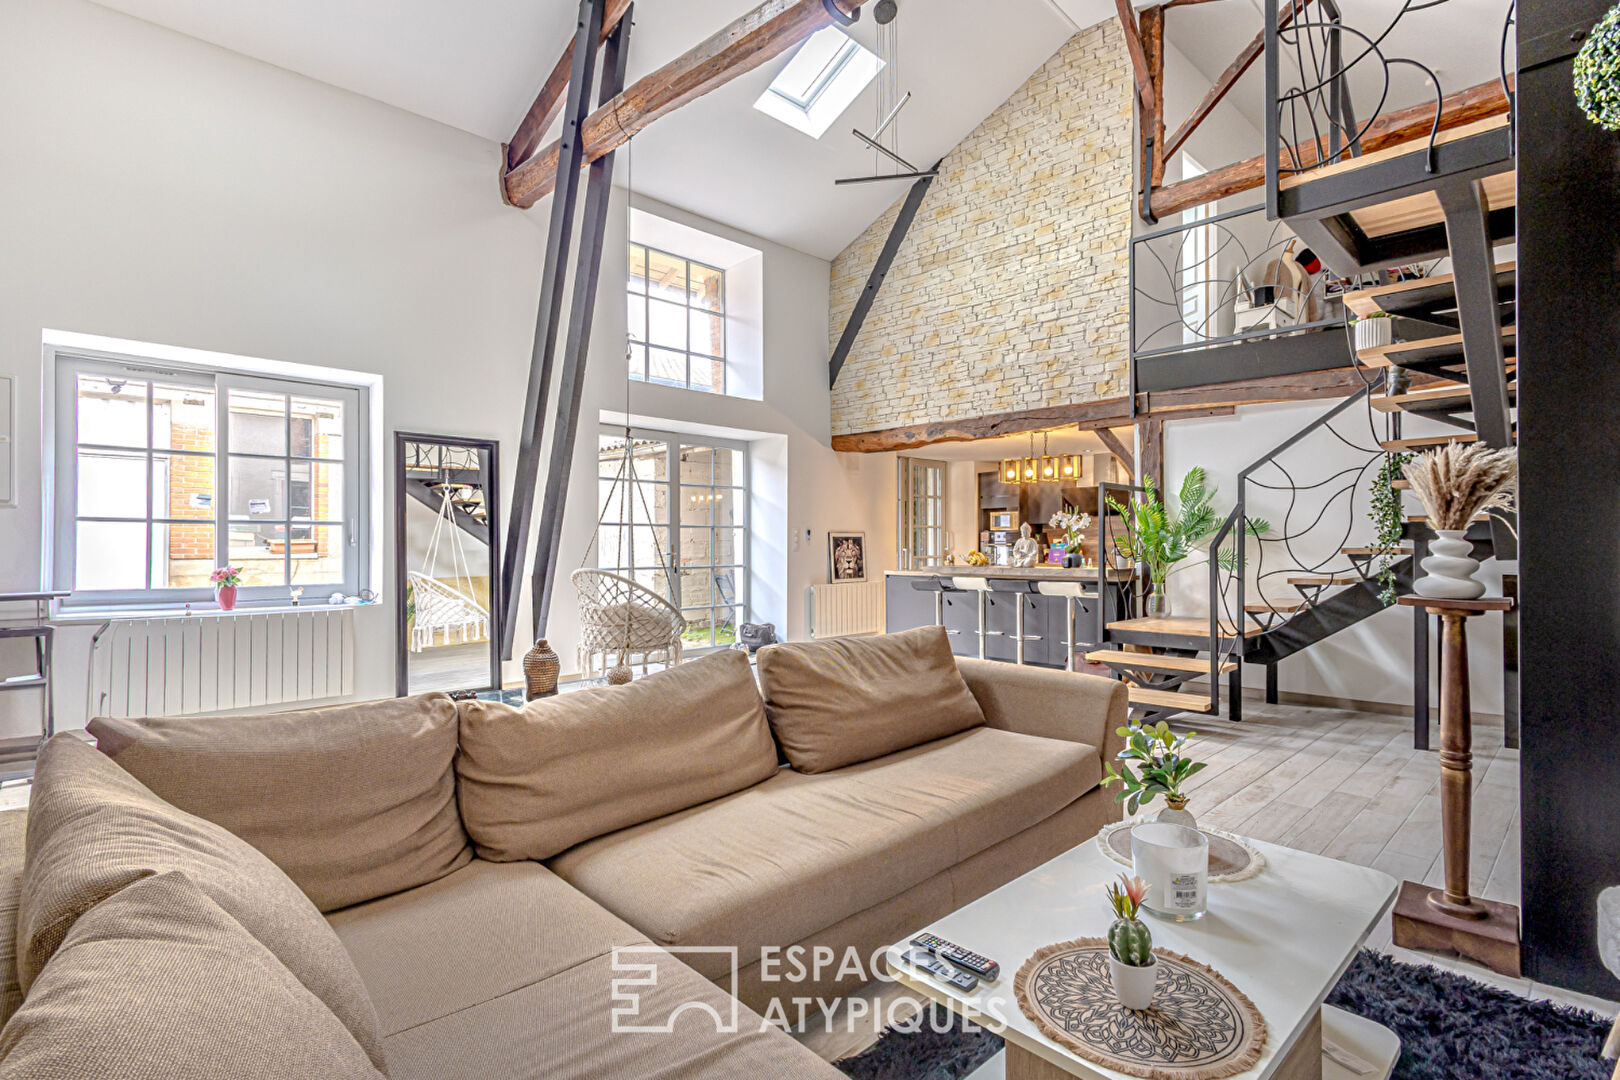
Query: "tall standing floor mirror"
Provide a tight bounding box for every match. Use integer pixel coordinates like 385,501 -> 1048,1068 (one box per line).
394,433 -> 501,697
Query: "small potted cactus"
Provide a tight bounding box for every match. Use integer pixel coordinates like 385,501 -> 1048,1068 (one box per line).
1106,873 -> 1158,1010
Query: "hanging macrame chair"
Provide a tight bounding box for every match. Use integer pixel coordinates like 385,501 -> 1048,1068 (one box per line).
573,434 -> 685,680
407,484 -> 490,652
571,133 -> 685,683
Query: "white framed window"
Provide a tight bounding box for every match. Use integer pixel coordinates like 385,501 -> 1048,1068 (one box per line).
1180,155 -> 1218,344
49,347 -> 370,609
627,243 -> 728,394
596,426 -> 749,651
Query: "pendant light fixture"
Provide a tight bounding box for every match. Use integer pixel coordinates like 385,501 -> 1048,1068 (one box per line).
1039,432 -> 1059,483
1059,452 -> 1082,482
1020,432 -> 1039,485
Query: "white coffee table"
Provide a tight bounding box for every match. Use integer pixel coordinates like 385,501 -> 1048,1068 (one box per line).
884,834 -> 1398,1080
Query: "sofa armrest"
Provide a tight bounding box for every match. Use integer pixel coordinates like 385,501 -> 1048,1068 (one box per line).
955,658 -> 1128,768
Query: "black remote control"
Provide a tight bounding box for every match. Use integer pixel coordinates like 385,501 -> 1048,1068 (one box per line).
902,948 -> 979,992
910,933 -> 1000,980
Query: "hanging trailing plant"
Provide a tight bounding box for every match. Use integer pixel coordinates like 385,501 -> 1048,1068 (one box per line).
1575,4 -> 1620,130
1369,451 -> 1413,605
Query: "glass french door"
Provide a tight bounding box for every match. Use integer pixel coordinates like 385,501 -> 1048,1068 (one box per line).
898,457 -> 947,568
597,427 -> 749,650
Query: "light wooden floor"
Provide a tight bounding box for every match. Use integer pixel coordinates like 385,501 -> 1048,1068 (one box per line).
795,699 -> 1620,1065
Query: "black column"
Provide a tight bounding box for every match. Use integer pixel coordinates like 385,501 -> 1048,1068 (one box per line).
1519,0 -> 1620,995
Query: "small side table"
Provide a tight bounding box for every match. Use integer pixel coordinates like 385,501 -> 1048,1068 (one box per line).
1394,594 -> 1519,975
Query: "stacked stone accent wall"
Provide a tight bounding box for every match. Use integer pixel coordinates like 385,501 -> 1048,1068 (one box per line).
828,20 -> 1133,437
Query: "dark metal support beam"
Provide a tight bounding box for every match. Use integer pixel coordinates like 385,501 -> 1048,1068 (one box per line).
1438,177 -> 1516,559
530,9 -> 633,640
499,0 -> 604,656
828,162 -> 939,387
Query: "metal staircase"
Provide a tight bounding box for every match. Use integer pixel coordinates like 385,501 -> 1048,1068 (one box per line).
1103,0 -> 1518,734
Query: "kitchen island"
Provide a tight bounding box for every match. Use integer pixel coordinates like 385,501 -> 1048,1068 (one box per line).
884,566 -> 1134,669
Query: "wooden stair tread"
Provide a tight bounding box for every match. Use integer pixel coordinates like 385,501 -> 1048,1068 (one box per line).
1348,169 -> 1515,241
1127,687 -> 1216,714
1085,649 -> 1237,675
1408,514 -> 1490,524
1287,574 -> 1361,587
1381,433 -> 1479,452
1343,262 -> 1516,319
1279,117 -> 1510,188
1244,600 -> 1306,614
1107,615 -> 1264,639
1343,546 -> 1411,556
1371,381 -> 1516,414
1391,479 -> 1412,489
1358,325 -> 1516,368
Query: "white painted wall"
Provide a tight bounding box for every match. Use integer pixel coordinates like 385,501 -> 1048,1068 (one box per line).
1162,401 -> 1506,716
0,0 -> 888,734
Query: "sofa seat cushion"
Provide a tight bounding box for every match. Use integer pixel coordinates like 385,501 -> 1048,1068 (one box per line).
755,627 -> 986,773
89,693 -> 471,913
327,859 -> 646,1038
456,650 -> 779,862
0,871 -> 386,1079
375,949 -> 841,1080
548,726 -> 1100,972
18,734 -> 387,1070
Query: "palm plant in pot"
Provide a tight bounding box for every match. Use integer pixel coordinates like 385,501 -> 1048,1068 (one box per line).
1101,720 -> 1207,826
1106,468 -> 1266,617
1402,443 -> 1516,599
1106,874 -> 1157,1010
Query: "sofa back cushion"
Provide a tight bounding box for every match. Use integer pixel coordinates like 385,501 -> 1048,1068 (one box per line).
0,871 -> 387,1079
17,734 -> 387,1070
456,649 -> 779,861
755,627 -> 986,774
88,692 -> 471,912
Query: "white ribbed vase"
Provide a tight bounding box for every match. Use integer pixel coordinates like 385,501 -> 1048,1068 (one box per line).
1414,529 -> 1485,599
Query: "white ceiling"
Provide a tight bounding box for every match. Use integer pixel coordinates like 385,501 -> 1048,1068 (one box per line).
91,0 -> 1097,259
86,0 -> 1503,260
1163,0 -> 1512,142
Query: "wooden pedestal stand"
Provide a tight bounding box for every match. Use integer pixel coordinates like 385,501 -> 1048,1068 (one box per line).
1394,595 -> 1520,976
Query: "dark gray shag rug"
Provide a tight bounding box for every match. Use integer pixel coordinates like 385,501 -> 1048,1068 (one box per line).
835,950 -> 1615,1080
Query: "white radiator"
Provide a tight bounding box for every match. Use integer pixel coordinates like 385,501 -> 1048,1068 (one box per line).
805,581 -> 886,640
87,609 -> 356,719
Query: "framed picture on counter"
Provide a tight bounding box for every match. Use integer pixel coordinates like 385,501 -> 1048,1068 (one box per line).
828,532 -> 867,583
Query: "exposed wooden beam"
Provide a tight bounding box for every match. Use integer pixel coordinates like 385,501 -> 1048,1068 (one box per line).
506,0 -> 871,208
829,367 -> 1380,453
1115,0 -> 1157,115
506,0 -> 633,172
1149,76 -> 1512,219
1161,0 -> 1225,7
1140,5 -> 1166,186
1138,417 -> 1164,493
829,163 -> 940,387
1095,427 -> 1135,480
1161,0 -> 1311,166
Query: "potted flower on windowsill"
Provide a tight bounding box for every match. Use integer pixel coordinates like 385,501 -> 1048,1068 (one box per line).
1101,720 -> 1207,826
1106,873 -> 1158,1010
211,566 -> 243,611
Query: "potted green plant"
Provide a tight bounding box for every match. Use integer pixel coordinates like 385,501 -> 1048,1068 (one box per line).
1101,720 -> 1207,825
1368,451 -> 1412,605
1106,468 -> 1266,617
1352,311 -> 1393,352
1106,873 -> 1157,1010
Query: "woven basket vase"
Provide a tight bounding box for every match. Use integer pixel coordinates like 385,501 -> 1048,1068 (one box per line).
523,639 -> 561,700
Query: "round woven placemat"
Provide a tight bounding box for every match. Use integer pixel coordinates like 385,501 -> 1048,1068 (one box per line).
1097,821 -> 1266,883
1013,938 -> 1267,1080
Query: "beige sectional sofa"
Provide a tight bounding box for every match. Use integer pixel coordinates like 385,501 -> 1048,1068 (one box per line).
0,627 -> 1126,1078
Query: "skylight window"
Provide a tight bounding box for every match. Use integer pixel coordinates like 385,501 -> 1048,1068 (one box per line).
753,26 -> 883,138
